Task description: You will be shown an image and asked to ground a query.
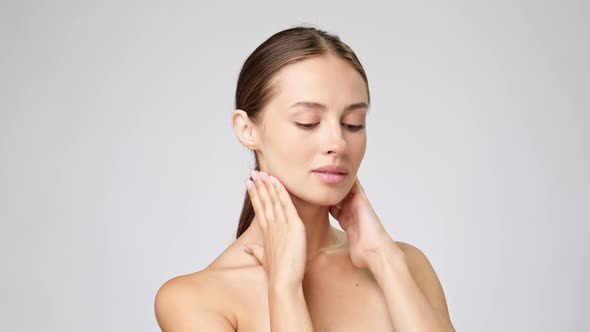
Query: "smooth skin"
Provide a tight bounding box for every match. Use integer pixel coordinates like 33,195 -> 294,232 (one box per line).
244,171 -> 455,331
154,54 -> 455,331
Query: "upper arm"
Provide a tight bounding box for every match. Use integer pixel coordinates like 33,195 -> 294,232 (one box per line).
154,276 -> 236,332
396,241 -> 455,330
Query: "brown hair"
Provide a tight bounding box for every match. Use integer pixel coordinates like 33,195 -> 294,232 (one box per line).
234,25 -> 371,239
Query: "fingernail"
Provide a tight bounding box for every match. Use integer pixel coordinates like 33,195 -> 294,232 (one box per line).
250,169 -> 258,181
270,175 -> 277,186
245,179 -> 253,190
259,172 -> 267,182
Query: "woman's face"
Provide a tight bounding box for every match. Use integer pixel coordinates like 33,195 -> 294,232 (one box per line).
255,54 -> 368,206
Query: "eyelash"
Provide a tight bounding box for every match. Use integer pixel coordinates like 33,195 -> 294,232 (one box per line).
295,122 -> 365,132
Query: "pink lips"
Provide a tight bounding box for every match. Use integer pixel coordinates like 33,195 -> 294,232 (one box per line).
311,164 -> 349,184
312,164 -> 348,174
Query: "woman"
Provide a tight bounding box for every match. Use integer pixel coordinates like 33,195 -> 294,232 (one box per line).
155,26 -> 455,331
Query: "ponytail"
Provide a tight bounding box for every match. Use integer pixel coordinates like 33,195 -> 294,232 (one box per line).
236,161 -> 259,238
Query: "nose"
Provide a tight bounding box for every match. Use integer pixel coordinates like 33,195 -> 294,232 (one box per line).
323,121 -> 348,156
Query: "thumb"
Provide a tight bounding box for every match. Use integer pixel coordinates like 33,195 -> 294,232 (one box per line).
243,243 -> 264,264
329,205 -> 341,220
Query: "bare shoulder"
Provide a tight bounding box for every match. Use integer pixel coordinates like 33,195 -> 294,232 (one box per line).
394,240 -> 455,329
394,240 -> 435,268
154,270 -> 237,331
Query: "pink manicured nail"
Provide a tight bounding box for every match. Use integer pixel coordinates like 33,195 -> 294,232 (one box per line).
245,179 -> 253,190
250,169 -> 258,181
259,172 -> 267,181
270,175 -> 277,186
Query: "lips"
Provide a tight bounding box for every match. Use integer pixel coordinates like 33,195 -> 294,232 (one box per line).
313,171 -> 347,184
311,165 -> 349,184
311,164 -> 349,175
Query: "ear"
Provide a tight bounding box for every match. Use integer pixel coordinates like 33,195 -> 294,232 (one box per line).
231,109 -> 259,150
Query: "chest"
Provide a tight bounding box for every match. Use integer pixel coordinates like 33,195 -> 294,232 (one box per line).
235,265 -> 394,332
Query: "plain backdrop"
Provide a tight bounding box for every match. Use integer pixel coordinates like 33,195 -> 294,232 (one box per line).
1,0 -> 588,331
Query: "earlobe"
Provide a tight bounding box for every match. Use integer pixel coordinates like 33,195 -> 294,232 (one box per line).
231,109 -> 258,150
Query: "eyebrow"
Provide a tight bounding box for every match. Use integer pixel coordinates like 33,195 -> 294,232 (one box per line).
289,101 -> 369,112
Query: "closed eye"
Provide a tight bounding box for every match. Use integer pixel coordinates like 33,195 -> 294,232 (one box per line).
295,122 -> 365,132
343,123 -> 365,131
295,122 -> 318,129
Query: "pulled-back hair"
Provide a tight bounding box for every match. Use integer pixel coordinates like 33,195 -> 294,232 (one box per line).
234,26 -> 370,238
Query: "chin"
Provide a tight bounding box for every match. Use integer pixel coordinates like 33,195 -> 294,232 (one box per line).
306,187 -> 352,207
282,174 -> 354,205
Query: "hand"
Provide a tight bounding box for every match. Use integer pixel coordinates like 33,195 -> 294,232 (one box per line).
243,170 -> 307,290
329,177 -> 398,269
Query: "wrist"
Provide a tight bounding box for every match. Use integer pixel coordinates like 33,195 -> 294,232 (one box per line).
368,241 -> 408,279
269,280 -> 303,296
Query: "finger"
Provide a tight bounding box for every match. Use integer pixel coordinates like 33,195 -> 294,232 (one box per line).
352,177 -> 364,195
255,172 -> 276,224
246,178 -> 267,229
329,205 -> 340,220
244,243 -> 265,266
269,175 -> 300,221
265,174 -> 287,223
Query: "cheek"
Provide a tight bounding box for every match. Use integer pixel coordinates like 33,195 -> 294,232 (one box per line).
347,136 -> 367,165
265,128 -> 313,165
263,131 -> 315,194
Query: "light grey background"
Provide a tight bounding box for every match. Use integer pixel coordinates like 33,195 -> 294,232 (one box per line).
1,0 -> 588,331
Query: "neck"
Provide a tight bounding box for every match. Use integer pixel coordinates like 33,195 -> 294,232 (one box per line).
241,194 -> 343,264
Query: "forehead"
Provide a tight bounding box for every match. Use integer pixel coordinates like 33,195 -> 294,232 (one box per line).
268,55 -> 369,111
